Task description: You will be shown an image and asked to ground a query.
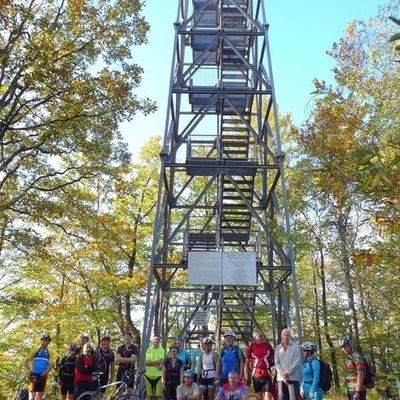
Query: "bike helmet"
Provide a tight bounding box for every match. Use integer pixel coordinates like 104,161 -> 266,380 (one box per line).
51,381 -> 59,390
41,333 -> 51,342
300,341 -> 317,353
339,336 -> 352,347
183,370 -> 195,378
68,343 -> 78,351
203,337 -> 214,345
223,330 -> 237,339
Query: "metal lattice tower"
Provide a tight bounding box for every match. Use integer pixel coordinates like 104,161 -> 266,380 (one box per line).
140,0 -> 301,368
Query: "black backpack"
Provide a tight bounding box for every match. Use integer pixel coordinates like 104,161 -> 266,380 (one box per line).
309,358 -> 333,392
361,354 -> 376,389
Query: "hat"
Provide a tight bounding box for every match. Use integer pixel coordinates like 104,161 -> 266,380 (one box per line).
81,333 -> 89,340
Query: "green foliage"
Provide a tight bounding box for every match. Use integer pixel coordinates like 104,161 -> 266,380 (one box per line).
283,0 -> 400,393
1,0 -> 400,398
0,135 -> 162,397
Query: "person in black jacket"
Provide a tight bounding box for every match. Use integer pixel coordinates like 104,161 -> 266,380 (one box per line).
59,343 -> 79,400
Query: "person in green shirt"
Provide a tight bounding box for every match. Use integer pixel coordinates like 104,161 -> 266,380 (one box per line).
145,335 -> 166,400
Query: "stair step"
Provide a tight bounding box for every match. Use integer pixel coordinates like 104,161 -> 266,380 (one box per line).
221,220 -> 251,225
222,196 -> 251,201
223,188 -> 252,193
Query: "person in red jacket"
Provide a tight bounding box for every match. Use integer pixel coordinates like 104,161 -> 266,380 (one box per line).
74,342 -> 97,399
244,329 -> 275,400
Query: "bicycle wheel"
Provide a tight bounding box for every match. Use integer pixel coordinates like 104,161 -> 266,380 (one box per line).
76,391 -> 100,400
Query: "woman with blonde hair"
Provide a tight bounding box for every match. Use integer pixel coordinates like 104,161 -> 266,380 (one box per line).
74,342 -> 97,399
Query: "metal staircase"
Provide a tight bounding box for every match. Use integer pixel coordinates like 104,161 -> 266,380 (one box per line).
139,0 -> 301,370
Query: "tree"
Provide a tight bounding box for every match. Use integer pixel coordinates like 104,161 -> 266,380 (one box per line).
286,1 -> 400,394
0,0 -> 156,251
0,136 -> 162,398
388,16 -> 400,61
0,1 -> 157,395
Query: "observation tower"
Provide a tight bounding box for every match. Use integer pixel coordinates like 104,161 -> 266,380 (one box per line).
140,0 -> 301,364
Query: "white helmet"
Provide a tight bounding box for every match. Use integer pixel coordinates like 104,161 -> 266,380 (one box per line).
203,337 -> 214,345
223,330 -> 237,339
300,341 -> 317,353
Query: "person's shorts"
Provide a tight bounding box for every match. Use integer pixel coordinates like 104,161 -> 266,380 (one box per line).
60,381 -> 75,395
29,374 -> 47,393
199,377 -> 215,390
145,375 -> 162,397
253,376 -> 272,393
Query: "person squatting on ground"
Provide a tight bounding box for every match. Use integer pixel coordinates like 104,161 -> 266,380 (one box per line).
215,371 -> 249,400
23,334 -> 54,400
58,343 -> 79,400
116,330 -> 139,395
74,342 -> 97,399
300,342 -> 323,400
244,329 -> 275,400
163,345 -> 184,400
215,330 -> 245,386
340,336 -> 367,400
176,370 -> 200,400
274,328 -> 302,400
197,337 -> 218,400
96,335 -> 115,398
145,335 -> 166,400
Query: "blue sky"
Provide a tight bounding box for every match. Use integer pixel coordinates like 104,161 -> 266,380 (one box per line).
124,0 -> 386,158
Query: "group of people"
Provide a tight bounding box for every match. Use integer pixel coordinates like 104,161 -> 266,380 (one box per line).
274,329 -> 370,400
144,328 -> 371,400
23,331 -> 139,400
144,332 -> 248,400
23,329 -> 370,400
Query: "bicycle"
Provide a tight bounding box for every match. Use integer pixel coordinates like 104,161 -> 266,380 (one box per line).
76,371 -> 142,400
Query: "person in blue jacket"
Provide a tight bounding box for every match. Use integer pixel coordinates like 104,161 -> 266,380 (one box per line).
300,341 -> 323,400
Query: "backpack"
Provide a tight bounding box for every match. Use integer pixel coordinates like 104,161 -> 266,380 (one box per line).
309,358 -> 333,392
361,355 -> 376,389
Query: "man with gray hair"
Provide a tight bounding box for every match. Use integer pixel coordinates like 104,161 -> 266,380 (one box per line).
274,328 -> 302,400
